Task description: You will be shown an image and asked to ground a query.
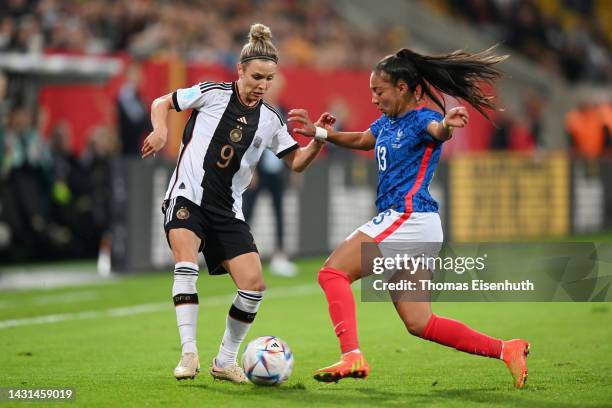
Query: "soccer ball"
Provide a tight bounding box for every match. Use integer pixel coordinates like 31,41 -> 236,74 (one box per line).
241,336 -> 294,386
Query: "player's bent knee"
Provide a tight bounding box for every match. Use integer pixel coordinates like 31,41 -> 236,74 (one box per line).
238,279 -> 266,292
172,249 -> 198,264
172,253 -> 197,264
253,282 -> 267,292
406,322 -> 425,337
318,267 -> 351,287
322,258 -> 360,283
404,317 -> 429,337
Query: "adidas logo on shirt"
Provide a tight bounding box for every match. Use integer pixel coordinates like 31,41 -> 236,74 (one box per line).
237,116 -> 248,125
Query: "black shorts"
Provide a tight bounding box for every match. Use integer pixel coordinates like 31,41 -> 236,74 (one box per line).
163,196 -> 258,275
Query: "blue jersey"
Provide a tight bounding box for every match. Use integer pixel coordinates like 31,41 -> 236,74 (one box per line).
370,107 -> 444,214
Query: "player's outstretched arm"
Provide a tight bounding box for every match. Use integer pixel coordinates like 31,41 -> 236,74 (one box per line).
141,93 -> 174,159
288,109 -> 375,151
427,106 -> 469,142
327,129 -> 376,151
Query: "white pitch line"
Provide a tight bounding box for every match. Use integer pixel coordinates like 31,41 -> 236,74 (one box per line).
0,271 -> 109,291
32,291 -> 99,305
0,291 -> 99,309
0,284 -> 321,330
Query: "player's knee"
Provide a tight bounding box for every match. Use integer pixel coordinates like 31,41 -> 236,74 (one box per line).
250,268 -> 266,292
404,317 -> 428,337
240,278 -> 266,292
246,281 -> 266,292
171,246 -> 198,264
318,267 -> 351,287
253,281 -> 266,292
317,269 -> 327,287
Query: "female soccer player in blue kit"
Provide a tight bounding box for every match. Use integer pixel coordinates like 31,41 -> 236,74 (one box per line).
289,47 -> 530,388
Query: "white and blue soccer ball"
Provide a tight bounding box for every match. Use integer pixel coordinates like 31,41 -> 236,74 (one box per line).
241,336 -> 294,386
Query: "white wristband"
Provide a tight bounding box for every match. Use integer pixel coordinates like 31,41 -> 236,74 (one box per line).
314,126 -> 328,141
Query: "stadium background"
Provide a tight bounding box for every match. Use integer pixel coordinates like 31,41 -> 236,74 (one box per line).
0,1 -> 611,406
1,0 -> 610,268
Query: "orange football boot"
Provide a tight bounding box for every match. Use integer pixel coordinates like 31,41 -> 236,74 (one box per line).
313,351 -> 369,383
502,339 -> 530,388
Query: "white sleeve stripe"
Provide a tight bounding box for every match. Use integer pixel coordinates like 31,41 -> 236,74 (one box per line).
198,80 -> 231,86
198,86 -> 232,95
199,82 -> 232,93
199,82 -> 231,90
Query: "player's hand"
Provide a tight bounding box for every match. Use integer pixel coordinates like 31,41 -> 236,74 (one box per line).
287,109 -> 316,137
314,112 -> 336,130
443,107 -> 469,128
141,127 -> 168,159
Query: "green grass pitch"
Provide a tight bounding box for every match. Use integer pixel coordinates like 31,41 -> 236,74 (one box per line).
1,258 -> 611,407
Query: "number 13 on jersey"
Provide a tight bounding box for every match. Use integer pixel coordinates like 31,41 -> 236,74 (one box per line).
376,145 -> 387,171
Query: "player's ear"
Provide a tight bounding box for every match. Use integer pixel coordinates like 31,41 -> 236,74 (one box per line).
397,80 -> 409,96
237,62 -> 245,77
412,83 -> 423,100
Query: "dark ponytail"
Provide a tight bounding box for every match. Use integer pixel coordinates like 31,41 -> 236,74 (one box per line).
375,47 -> 508,121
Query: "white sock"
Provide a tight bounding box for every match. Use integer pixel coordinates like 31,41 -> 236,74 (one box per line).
215,289 -> 264,368
173,262 -> 199,354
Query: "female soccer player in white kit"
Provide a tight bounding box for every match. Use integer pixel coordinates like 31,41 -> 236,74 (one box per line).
141,23 -> 334,382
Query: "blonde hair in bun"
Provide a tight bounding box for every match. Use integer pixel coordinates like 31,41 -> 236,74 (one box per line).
240,23 -> 279,64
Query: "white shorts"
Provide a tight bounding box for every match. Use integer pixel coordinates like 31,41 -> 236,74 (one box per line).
352,210 -> 443,259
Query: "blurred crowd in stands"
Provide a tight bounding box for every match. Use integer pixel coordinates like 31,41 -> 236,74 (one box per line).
3,0 -> 608,80
437,0 -> 610,83
0,0 -> 401,68
0,68 -> 120,261
1,0 -> 402,262
0,0 -> 611,262
432,0 -> 611,155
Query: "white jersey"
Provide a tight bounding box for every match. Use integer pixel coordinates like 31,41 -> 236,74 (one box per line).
164,81 -> 298,220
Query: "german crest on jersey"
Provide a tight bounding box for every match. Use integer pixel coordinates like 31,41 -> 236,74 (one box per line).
176,207 -> 190,220
230,126 -> 243,142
